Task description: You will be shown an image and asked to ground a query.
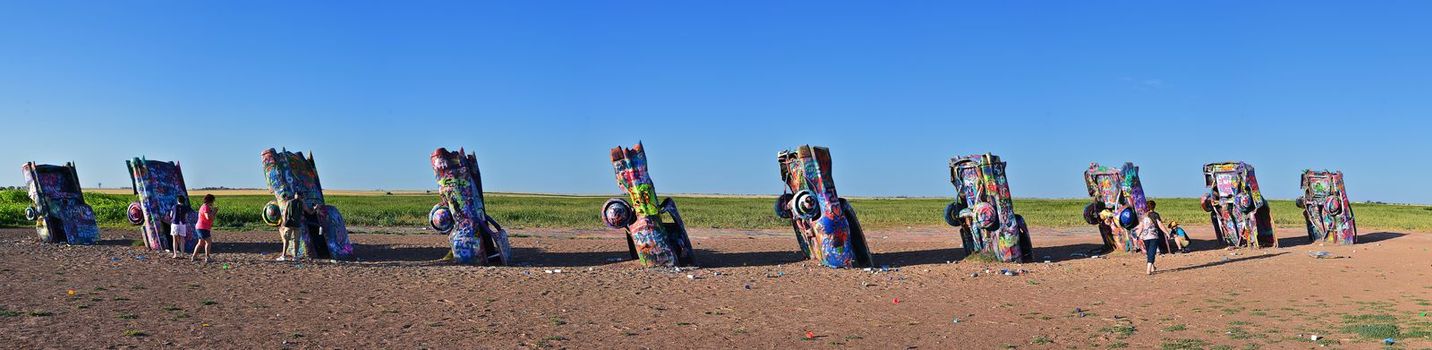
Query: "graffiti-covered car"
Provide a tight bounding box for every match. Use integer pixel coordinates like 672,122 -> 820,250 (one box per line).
260,148 -> 353,260
20,162 -> 100,244
125,157 -> 197,251
430,147 -> 512,265
773,145 -> 873,268
600,143 -> 695,268
1295,170 -> 1356,244
943,154 -> 1031,262
1082,162 -> 1159,253
1200,162 -> 1277,248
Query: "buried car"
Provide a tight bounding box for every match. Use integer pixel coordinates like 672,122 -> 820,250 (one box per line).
944,154 -> 1031,262
20,162 -> 100,244
125,157 -> 198,252
600,143 -> 695,268
773,145 -> 873,268
429,147 -> 512,265
1200,162 -> 1277,248
259,148 -> 353,260
1081,162 -> 1178,253
1296,170 -> 1356,245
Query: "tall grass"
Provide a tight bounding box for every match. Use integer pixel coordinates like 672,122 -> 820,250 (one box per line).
1,190 -> 1428,232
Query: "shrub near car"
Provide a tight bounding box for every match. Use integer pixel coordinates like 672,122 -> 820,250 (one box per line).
1296,170 -> 1356,245
429,147 -> 512,265
944,154 -> 1031,262
1200,162 -> 1277,248
774,145 -> 873,268
600,143 -> 695,268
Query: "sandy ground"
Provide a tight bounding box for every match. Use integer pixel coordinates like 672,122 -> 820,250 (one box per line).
1,225 -> 1429,349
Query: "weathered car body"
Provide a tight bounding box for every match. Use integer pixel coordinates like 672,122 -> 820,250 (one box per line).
1295,170 -> 1356,245
600,143 -> 695,267
429,148 -> 512,265
260,148 -> 353,260
773,145 -> 873,268
125,157 -> 197,251
1082,162 -> 1152,253
944,154 -> 1031,262
20,162 -> 100,244
1200,162 -> 1277,248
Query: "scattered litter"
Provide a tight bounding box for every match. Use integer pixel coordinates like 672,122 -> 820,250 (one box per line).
66,289 -> 76,296
805,331 -> 815,340
863,267 -> 872,272
133,255 -> 147,261
1074,308 -> 1085,318
712,272 -> 721,276
544,269 -> 564,274
1383,338 -> 1396,345
1420,312 -> 1427,317
743,284 -> 751,290
1000,269 -> 1018,276
1310,335 -> 1320,341
892,298 -> 900,304
109,257 -> 121,262
969,273 -> 978,278
221,264 -> 231,270
686,274 -> 695,280
951,317 -> 959,324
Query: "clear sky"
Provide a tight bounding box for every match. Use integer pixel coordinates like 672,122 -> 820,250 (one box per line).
3,1 -> 1430,202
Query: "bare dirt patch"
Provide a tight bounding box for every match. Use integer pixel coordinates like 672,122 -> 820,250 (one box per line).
1,226 -> 1428,349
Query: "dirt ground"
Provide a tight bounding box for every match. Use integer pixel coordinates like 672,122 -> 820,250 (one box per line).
1,225 -> 1429,349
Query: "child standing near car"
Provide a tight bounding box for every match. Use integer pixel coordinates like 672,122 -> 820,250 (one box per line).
169,197 -> 193,259
191,194 -> 216,263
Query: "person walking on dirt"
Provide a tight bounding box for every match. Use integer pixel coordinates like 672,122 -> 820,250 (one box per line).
278,193 -> 305,261
1137,204 -> 1167,275
1146,200 -> 1170,253
169,197 -> 193,259
191,194 -> 217,263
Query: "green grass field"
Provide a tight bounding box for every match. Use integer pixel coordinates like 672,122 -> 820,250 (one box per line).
2,190 -> 1429,232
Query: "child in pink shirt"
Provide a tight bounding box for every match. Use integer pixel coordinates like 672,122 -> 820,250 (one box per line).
191,194 -> 216,263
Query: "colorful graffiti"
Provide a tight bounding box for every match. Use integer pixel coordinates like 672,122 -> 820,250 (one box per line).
601,143 -> 695,267
944,154 -> 1031,262
773,145 -> 873,268
1296,170 -> 1356,245
20,162 -> 100,244
260,148 -> 353,260
1081,162 -> 1185,253
600,143 -> 695,268
1200,162 -> 1277,248
125,157 -> 197,251
430,148 -> 512,265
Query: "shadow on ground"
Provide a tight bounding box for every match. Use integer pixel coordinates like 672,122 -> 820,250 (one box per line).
1359,232 -> 1405,244
1163,252 -> 1288,273
695,249 -> 805,268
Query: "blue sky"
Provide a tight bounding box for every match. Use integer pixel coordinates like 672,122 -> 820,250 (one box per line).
2,1 -> 1430,202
